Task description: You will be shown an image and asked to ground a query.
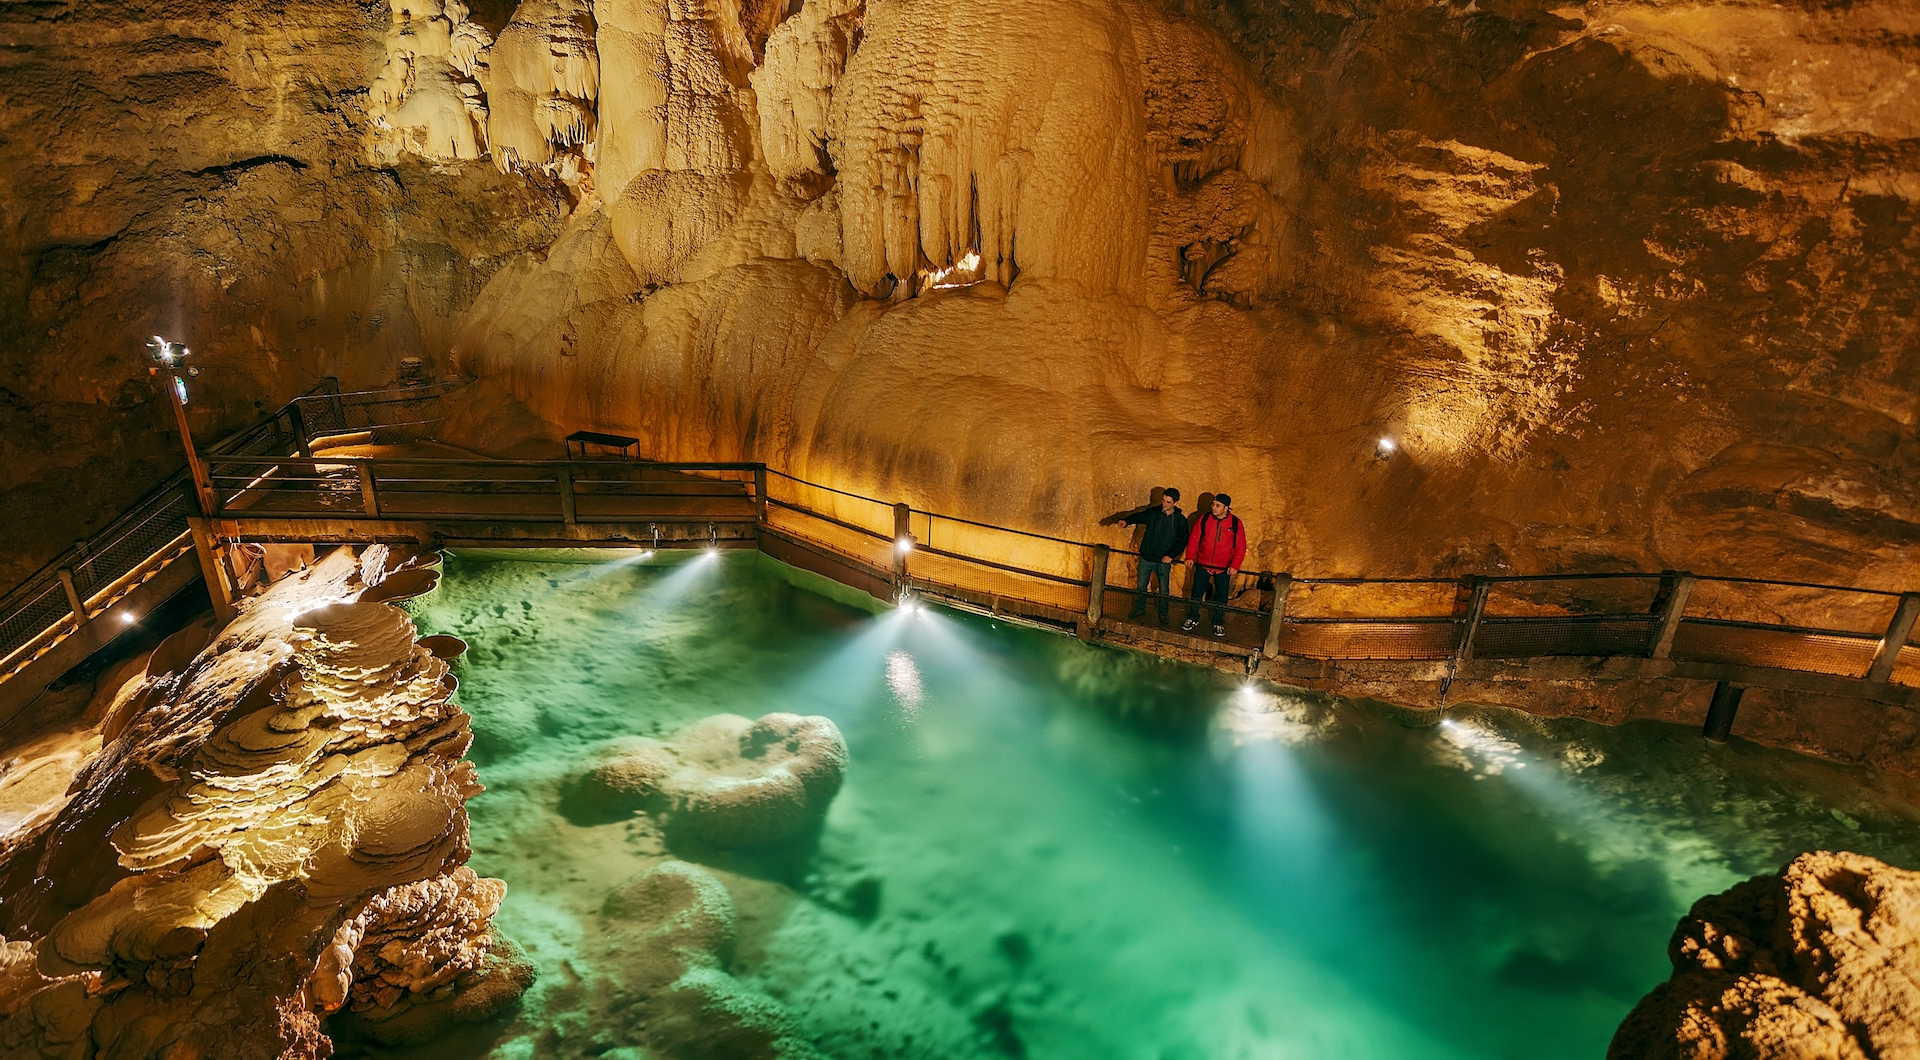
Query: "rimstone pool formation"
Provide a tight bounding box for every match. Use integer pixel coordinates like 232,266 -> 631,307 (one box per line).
0,0 -> 1916,1054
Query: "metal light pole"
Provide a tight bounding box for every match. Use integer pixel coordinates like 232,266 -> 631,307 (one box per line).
147,336 -> 216,516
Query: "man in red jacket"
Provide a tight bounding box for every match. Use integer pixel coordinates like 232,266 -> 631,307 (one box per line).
1182,493 -> 1247,637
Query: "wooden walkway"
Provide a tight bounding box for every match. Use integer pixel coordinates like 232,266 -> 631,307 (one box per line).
3,382 -> 1918,730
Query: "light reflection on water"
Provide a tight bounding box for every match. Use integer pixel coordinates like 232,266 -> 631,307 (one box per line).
387,551 -> 1920,1060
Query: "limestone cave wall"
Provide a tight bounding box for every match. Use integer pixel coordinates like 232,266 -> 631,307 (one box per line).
1,0 -> 1915,591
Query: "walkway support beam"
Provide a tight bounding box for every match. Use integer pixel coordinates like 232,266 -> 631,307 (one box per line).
1867,592 -> 1920,684
556,465 -> 577,526
891,502 -> 911,594
1262,574 -> 1294,662
1651,572 -> 1696,659
1086,544 -> 1110,634
187,517 -> 237,624
57,570 -> 85,628
356,465 -> 381,519
1457,577 -> 1491,662
1703,681 -> 1743,743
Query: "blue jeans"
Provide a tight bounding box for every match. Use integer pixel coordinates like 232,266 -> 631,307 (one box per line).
1186,568 -> 1232,627
1131,559 -> 1173,619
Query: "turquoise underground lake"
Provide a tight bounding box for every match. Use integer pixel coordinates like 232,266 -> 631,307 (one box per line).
373,549 -> 1920,1060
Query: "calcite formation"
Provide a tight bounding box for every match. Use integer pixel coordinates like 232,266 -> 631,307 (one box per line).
1,0 -> 1916,592
568,859 -> 825,1060
0,547 -> 529,1059
1611,851 -> 1920,1059
584,712 -> 850,847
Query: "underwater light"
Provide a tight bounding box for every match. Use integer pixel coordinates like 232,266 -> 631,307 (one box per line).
120,612 -> 136,623
1375,436 -> 1397,460
895,536 -> 914,554
705,548 -> 719,560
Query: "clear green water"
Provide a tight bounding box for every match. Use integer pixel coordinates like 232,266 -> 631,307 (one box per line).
380,551 -> 1920,1060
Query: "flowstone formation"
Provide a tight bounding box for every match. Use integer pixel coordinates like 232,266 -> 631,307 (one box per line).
2,0 -> 1916,589
582,712 -> 850,848
1611,851 -> 1920,1059
0,546 -> 531,1058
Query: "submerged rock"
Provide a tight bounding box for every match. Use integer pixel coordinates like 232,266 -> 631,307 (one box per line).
582,713 -> 849,847
1610,851 -> 1920,1059
586,860 -> 824,1060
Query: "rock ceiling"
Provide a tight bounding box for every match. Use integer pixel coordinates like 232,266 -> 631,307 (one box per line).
0,0 -> 1914,585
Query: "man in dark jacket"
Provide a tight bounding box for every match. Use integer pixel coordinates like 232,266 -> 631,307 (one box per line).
1183,493 -> 1247,637
1121,487 -> 1188,624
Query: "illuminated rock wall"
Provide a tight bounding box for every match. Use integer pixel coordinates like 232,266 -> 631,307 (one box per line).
0,0 -> 1915,589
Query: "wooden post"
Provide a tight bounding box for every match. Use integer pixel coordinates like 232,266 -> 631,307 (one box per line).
1866,591 -> 1920,684
188,518 -> 237,623
891,502 -> 911,593
753,465 -> 768,525
286,403 -> 312,458
1703,681 -> 1743,743
1650,572 -> 1696,660
58,569 -> 86,628
1262,573 -> 1294,661
556,464 -> 577,526
1085,544 -> 1110,634
357,464 -> 381,518
164,373 -> 218,516
1456,577 -> 1491,662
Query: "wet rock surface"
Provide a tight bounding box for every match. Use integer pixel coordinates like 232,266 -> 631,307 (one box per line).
1611,850 -> 1920,1060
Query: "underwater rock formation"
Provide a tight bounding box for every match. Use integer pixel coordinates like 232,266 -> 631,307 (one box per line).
584,713 -> 849,847
0,547 -> 528,1058
1611,850 -> 1920,1059
577,860 -> 824,1060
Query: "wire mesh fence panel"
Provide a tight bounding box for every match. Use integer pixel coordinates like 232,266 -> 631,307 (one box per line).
1683,579 -> 1900,635
1671,620 -> 1881,678
0,581 -> 74,665
1470,615 -> 1659,658
1288,580 -> 1463,619
907,548 -> 1090,617
765,474 -> 896,539
76,489 -> 194,598
764,504 -> 895,572
289,381 -> 461,446
1280,619 -> 1459,660
915,511 -> 1089,587
1892,645 -> 1920,688
1483,576 -> 1666,618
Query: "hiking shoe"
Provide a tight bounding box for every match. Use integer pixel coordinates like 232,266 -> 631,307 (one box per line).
1212,624 -> 1227,638
1182,618 -> 1200,632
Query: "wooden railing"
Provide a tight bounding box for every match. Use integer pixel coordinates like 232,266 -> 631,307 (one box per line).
4,381 -> 1916,699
